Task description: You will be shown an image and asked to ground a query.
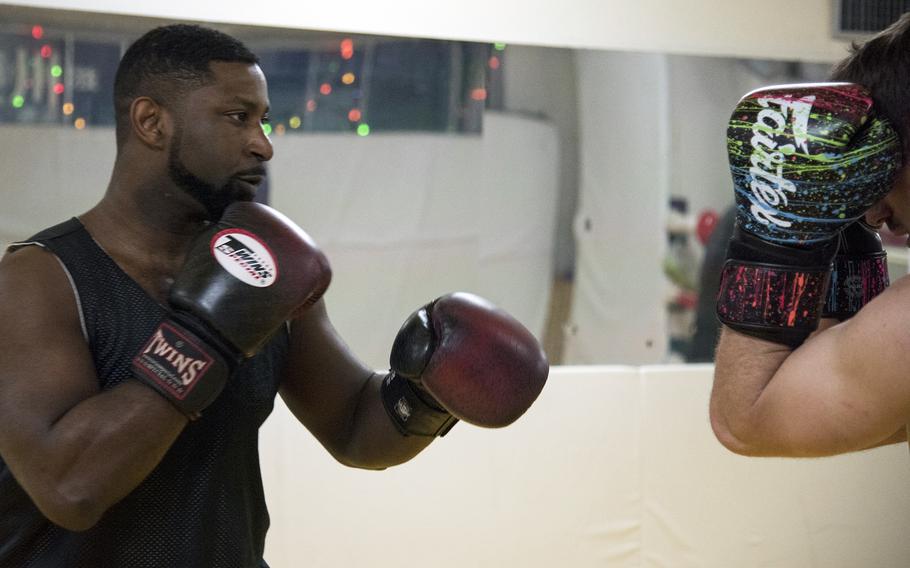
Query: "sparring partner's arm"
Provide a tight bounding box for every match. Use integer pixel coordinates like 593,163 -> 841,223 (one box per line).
713,285 -> 910,456
710,83 -> 908,457
732,222 -> 908,451
0,246 -> 188,532
818,220 -> 906,447
279,293 -> 549,470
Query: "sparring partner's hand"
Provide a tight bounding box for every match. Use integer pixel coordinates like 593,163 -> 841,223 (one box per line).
715,83 -> 901,347
380,292 -> 549,437
823,220 -> 889,321
132,202 -> 331,418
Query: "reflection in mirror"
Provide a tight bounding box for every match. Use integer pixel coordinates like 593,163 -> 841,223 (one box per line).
0,5 -> 557,372
1,5 -> 905,367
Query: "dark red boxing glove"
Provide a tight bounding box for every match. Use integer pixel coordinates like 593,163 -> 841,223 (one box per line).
132,202 -> 331,417
381,292 -> 549,436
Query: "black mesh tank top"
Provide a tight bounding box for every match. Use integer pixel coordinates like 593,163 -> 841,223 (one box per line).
0,218 -> 288,568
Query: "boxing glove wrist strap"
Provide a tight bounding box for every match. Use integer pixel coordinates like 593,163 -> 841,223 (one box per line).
823,251 -> 889,321
131,314 -> 238,420
716,259 -> 831,347
380,372 -> 458,437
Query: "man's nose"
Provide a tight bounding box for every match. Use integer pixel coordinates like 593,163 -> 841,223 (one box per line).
250,126 -> 274,162
864,200 -> 890,228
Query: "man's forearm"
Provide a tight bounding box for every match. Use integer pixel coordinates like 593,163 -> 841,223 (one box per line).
8,380 -> 186,531
710,326 -> 792,456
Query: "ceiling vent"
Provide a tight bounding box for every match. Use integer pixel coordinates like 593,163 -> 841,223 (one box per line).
833,0 -> 910,37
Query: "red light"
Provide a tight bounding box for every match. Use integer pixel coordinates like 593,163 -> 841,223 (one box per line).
319,83 -> 332,96
488,56 -> 500,70
340,38 -> 354,60
470,88 -> 487,101
40,45 -> 52,59
306,99 -> 317,112
53,83 -> 64,95
31,25 -> 44,40
347,108 -> 362,122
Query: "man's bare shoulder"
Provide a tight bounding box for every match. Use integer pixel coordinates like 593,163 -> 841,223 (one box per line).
0,244 -> 82,334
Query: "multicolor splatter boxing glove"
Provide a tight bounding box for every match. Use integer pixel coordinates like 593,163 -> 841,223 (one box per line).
715,83 -> 901,347
823,220 -> 889,321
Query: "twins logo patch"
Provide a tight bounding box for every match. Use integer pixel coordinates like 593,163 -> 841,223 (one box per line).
211,229 -> 278,287
134,323 -> 214,399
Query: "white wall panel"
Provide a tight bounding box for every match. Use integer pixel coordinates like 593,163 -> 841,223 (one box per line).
261,364 -> 910,567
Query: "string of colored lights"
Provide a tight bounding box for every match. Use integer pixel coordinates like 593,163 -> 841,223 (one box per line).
8,24 -> 501,135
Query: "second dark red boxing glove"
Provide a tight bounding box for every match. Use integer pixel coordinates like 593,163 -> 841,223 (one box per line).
381,292 -> 549,436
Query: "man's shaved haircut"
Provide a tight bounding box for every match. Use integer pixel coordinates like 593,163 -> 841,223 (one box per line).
113,24 -> 259,149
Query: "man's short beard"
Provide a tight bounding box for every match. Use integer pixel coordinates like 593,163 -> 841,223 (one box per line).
167,128 -> 240,221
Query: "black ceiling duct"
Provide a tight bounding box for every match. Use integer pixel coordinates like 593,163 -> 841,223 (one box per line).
834,0 -> 910,37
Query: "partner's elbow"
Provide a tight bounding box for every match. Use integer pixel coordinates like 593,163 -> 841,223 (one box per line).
709,407 -> 764,457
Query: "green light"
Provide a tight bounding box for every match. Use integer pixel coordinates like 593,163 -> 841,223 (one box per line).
357,123 -> 370,137
494,42 -> 506,51
262,123 -> 272,136
51,65 -> 63,77
12,95 -> 24,108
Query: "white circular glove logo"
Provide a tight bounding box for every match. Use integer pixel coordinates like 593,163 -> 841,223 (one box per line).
210,229 -> 278,287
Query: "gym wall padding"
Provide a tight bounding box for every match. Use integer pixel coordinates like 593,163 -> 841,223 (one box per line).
260,365 -> 910,568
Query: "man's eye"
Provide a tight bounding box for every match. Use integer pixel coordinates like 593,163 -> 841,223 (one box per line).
228,112 -> 248,122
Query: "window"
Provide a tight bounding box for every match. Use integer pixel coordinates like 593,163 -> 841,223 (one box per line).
0,9 -> 495,135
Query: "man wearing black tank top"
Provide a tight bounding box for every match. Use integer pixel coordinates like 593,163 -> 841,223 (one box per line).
0,25 -> 548,567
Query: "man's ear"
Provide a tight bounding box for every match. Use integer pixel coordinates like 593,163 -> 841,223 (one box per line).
129,96 -> 171,150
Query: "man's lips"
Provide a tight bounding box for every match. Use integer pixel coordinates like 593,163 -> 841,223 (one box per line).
235,174 -> 264,185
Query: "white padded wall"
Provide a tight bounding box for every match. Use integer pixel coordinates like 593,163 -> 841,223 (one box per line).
564,50 -> 670,364
260,365 -> 910,567
260,366 -> 644,568
0,114 -> 559,371
639,365 -> 910,568
0,125 -> 112,247
269,114 -> 558,369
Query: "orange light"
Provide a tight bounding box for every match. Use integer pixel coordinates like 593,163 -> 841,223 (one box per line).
488,56 -> 500,70
347,108 -> 362,122
62,102 -> 74,115
341,72 -> 355,85
74,117 -> 86,130
31,25 -> 44,40
275,124 -> 286,135
53,83 -> 64,95
470,88 -> 487,101
319,83 -> 332,96
40,45 -> 52,59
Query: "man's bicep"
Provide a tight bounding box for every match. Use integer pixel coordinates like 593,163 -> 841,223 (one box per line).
0,247 -> 99,464
763,282 -> 910,455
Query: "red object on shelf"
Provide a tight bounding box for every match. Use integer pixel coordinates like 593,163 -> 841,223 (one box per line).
675,290 -> 698,310
695,209 -> 719,245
